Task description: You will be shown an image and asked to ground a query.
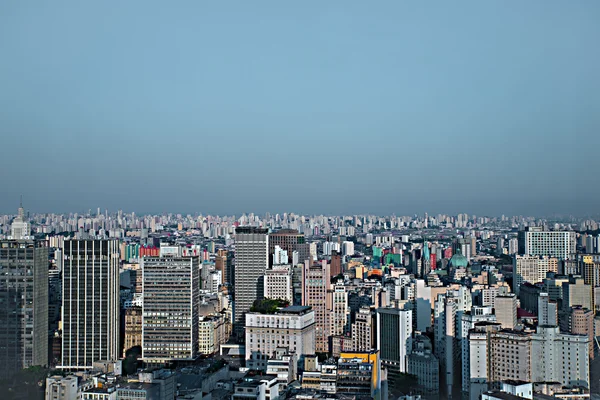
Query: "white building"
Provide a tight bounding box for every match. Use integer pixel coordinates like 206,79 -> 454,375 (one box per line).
531,325 -> 590,388
263,265 -> 293,303
273,245 -> 289,265
459,306 -> 496,394
518,227 -> 576,260
45,376 -> 78,400
538,292 -> 558,326
245,306 -> 315,370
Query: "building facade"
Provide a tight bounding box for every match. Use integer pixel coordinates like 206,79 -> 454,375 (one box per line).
61,239 -> 120,369
142,256 -> 199,364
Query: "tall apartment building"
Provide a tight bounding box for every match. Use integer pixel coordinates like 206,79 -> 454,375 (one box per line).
532,326 -> 590,388
494,294 -> 517,329
234,227 -> 269,338
0,240 -> 48,376
352,306 -> 376,352
60,239 -> 120,370
514,255 -> 558,295
467,323 -> 502,400
328,283 -> 349,337
302,260 -> 330,352
376,307 -> 412,386
245,306 -> 315,370
263,265 -> 293,303
142,256 -> 199,364
518,227 -> 576,260
123,306 -> 142,357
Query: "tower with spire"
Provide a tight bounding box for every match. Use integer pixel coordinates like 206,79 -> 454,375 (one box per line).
11,196 -> 31,239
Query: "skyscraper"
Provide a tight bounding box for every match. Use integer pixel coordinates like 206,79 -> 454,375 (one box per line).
269,229 -> 309,266
494,294 -> 517,330
10,201 -> 31,240
142,256 -> 199,364
60,239 -> 120,369
302,260 -> 331,352
0,240 -> 49,377
517,227 -> 576,260
376,307 -> 412,387
234,227 -> 269,338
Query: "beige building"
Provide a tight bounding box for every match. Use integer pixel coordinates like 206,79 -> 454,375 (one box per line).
494,294 -> 517,330
123,307 -> 142,357
198,314 -> 227,355
570,306 -> 594,360
263,265 -> 293,303
302,260 -> 330,352
328,283 -> 349,337
514,255 -> 558,295
352,306 -> 376,352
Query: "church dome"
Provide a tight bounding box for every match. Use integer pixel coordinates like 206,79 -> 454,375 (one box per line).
449,253 -> 468,268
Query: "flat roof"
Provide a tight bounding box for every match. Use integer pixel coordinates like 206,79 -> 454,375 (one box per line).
278,306 -> 312,314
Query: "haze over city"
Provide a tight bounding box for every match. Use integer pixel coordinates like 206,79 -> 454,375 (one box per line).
1,1 -> 599,216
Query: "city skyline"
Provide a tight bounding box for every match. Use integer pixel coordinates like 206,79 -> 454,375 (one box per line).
1,1 -> 599,216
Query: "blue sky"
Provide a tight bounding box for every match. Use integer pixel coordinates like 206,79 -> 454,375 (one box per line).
1,1 -> 598,216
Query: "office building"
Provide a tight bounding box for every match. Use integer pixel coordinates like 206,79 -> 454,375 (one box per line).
570,306 -> 594,360
60,239 -> 120,369
142,256 -> 199,364
490,330 -> 532,384
352,306 -> 376,352
328,282 -> 349,337
245,306 -> 315,370
198,314 -> 227,356
518,227 -> 576,260
459,306 -> 496,394
494,294 -> 517,329
330,250 -> 342,277
579,254 -> 600,311
45,375 -> 78,400
514,255 -> 558,295
234,227 -> 269,338
302,260 -> 330,352
10,202 -> 31,240
0,240 -> 49,376
263,265 -> 293,303
376,307 -> 412,384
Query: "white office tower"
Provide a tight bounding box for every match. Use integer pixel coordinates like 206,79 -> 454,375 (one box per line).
60,240 -> 120,369
234,227 -> 269,338
10,202 -> 31,239
531,326 -> 590,388
273,245 -> 288,265
142,256 -> 199,364
518,227 -> 576,260
538,292 -> 558,326
459,306 -> 496,395
377,307 -> 412,388
264,265 -> 293,303
415,279 -> 432,332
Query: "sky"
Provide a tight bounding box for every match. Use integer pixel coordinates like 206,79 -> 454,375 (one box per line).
1,1 -> 599,217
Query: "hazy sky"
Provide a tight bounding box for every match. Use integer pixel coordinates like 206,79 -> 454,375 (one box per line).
1,1 -> 599,217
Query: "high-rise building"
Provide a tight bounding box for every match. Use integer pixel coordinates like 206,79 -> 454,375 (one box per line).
494,294 -> 517,330
302,260 -> 330,352
514,255 -> 558,295
142,256 -> 199,364
518,227 -> 576,260
490,330 -> 532,384
376,307 -> 412,386
245,306 -> 315,370
459,306 -> 496,394
234,227 -> 269,338
0,240 -> 48,377
330,250 -> 342,277
60,239 -> 120,369
578,254 -> 600,312
562,277 -> 592,311
264,265 -> 293,303
352,306 -> 376,352
531,326 -> 590,388
328,282 -> 349,337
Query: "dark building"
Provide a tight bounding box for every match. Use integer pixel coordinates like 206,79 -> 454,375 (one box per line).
269,229 -> 309,266
331,250 -> 342,277
0,240 -> 49,377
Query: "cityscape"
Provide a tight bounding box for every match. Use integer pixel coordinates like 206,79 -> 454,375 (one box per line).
1,206 -> 599,399
2,1 -> 599,400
